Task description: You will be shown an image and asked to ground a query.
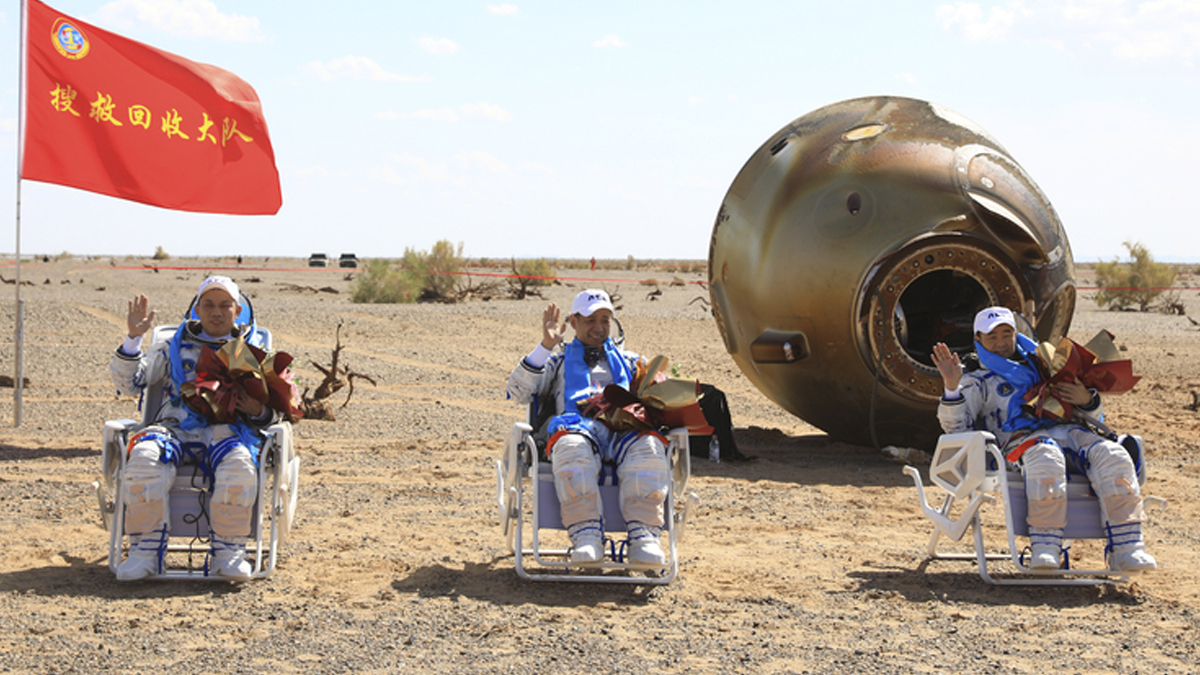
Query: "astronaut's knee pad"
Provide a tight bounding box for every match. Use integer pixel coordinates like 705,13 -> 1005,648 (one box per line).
211,446 -> 257,538
1021,443 -> 1067,529
551,435 -> 602,525
122,442 -> 176,535
618,435 -> 669,527
1086,440 -> 1144,523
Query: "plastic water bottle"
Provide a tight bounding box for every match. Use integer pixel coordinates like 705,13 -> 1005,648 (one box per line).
708,436 -> 720,463
881,445 -> 930,465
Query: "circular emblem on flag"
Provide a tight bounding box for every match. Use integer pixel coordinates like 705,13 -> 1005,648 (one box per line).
998,382 -> 1015,396
52,18 -> 90,60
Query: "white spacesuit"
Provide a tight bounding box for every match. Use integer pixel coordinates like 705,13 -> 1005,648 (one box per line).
936,307 -> 1155,573
506,290 -> 670,566
110,276 -> 278,581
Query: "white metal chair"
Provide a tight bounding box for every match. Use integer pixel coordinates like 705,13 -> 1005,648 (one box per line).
95,312 -> 300,581
905,430 -> 1163,585
495,409 -> 698,584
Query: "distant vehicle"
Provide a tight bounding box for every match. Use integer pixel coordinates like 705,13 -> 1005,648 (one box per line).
338,253 -> 358,269
308,253 -> 328,268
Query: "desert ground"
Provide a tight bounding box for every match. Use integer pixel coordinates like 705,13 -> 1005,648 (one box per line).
0,257 -> 1197,675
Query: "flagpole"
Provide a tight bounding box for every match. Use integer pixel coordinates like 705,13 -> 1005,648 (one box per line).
14,0 -> 28,427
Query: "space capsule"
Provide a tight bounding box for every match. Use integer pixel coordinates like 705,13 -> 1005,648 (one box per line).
708,96 -> 1075,448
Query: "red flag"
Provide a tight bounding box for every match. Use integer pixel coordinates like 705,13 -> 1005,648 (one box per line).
21,0 -> 282,215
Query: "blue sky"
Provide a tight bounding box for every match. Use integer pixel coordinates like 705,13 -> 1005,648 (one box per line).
1,0 -> 1198,261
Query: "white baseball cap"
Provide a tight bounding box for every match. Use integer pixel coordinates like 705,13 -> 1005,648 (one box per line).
974,306 -> 1015,335
197,275 -> 241,303
571,289 -> 614,317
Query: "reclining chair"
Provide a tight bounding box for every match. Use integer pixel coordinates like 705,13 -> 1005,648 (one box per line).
495,407 -> 698,584
905,430 -> 1163,585
95,293 -> 300,580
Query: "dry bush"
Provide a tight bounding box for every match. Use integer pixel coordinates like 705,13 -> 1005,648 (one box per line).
1094,242 -> 1178,312
508,258 -> 555,299
350,240 -> 467,304
349,259 -> 418,304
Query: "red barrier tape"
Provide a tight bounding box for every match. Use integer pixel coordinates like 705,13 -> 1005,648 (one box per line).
3,261 -> 1189,291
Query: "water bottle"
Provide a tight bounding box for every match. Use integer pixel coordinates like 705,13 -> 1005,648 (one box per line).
708,436 -> 720,463
881,445 -> 929,464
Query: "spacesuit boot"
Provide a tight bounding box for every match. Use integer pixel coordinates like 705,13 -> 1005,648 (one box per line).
117,524 -> 169,581
567,520 -> 604,565
1028,527 -> 1063,570
210,535 -> 254,581
1107,522 -> 1157,572
626,522 -> 666,566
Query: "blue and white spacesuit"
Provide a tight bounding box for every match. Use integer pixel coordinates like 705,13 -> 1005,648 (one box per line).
110,276 -> 278,581
936,306 -> 1155,573
506,289 -> 670,566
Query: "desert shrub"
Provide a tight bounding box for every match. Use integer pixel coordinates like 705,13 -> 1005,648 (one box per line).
422,240 -> 466,300
1094,241 -> 1177,312
508,258 -> 555,299
152,246 -> 170,260
626,255 -> 636,271
349,259 -> 419,303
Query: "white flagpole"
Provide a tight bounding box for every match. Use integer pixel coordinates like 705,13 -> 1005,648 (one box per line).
14,0 -> 28,427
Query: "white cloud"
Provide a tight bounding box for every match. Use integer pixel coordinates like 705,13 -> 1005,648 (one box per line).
93,0 -> 264,42
375,151 -> 514,187
370,166 -> 407,185
417,36 -> 460,55
302,56 -> 433,83
389,153 -> 449,182
487,4 -> 519,16
935,2 -> 1018,41
457,151 -> 509,174
411,108 -> 461,122
459,103 -> 512,121
593,34 -> 628,49
895,72 -> 918,84
687,96 -> 704,105
380,103 -> 512,123
935,1 -> 1200,66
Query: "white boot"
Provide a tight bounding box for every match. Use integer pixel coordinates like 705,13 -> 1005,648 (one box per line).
211,536 -> 253,581
1107,522 -> 1157,572
626,522 -> 666,566
1029,544 -> 1062,570
567,520 -> 604,565
1028,527 -> 1063,571
116,526 -> 168,581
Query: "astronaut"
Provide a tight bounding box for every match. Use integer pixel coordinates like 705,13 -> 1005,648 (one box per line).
932,307 -> 1156,573
506,289 -> 671,566
110,276 -> 279,581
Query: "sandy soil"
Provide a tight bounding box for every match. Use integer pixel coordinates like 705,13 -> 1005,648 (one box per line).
0,258 -> 1198,674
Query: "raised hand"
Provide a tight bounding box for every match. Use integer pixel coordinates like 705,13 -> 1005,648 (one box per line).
541,303 -> 568,350
931,342 -> 963,391
126,294 -> 156,339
